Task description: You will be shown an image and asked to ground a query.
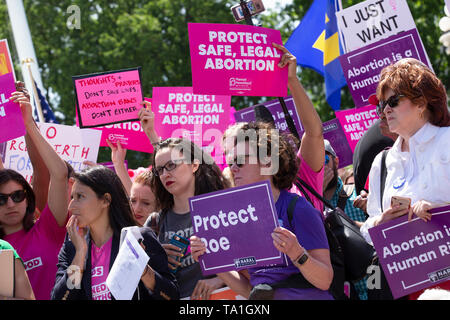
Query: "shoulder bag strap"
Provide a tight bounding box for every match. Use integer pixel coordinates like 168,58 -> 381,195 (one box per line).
295,177 -> 334,210
379,149 -> 389,212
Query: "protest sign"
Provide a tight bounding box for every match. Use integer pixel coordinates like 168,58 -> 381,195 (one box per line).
336,0 -> 418,52
0,72 -> 26,144
335,104 -> 378,152
369,205 -> 450,299
98,161 -> 128,173
323,118 -> 353,168
188,23 -> 287,97
234,96 -> 303,135
339,29 -> 431,108
152,87 -> 231,160
447,0 -> 450,14
189,180 -> 287,276
4,123 -> 101,182
73,68 -> 143,128
0,39 -> 14,76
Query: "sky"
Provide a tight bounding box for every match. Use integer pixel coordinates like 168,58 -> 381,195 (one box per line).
263,0 -> 294,12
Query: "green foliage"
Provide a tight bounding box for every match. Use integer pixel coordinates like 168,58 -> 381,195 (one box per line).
0,0 -> 448,168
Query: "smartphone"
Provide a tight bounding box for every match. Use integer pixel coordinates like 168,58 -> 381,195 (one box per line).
231,0 -> 265,22
391,196 -> 411,209
169,234 -> 190,273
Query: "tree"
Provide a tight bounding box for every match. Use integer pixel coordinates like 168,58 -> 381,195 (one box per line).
0,0 -> 448,168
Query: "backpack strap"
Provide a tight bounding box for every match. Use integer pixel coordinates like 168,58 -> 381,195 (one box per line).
337,188 -> 349,212
379,149 -> 389,212
287,195 -> 299,227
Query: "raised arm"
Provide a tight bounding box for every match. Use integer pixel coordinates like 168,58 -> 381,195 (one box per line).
273,43 -> 324,172
11,91 -> 69,227
139,101 -> 160,145
106,139 -> 132,195
15,81 -> 50,211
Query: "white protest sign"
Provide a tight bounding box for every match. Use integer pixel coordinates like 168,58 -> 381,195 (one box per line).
4,123 -> 101,182
337,0 -> 417,52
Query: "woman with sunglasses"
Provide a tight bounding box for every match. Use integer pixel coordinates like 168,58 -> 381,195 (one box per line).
146,137 -> 230,299
360,58 -> 450,299
51,166 -> 179,300
191,121 -> 333,300
0,91 -> 71,300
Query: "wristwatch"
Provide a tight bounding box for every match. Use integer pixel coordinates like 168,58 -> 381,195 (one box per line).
294,251 -> 309,266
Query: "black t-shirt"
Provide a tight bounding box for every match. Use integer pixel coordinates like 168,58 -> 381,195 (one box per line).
352,119 -> 394,195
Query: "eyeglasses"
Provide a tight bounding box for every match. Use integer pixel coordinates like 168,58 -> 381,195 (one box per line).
152,159 -> 184,177
376,94 -> 406,117
0,190 -> 26,206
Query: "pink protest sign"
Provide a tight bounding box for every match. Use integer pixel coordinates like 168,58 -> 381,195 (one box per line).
0,72 -> 26,143
73,68 -> 143,128
188,23 -> 287,97
335,105 -> 378,152
152,87 -> 231,158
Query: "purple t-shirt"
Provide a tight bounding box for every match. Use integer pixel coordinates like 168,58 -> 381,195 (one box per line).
248,190 -> 333,300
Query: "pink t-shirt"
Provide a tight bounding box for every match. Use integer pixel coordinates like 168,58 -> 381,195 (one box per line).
4,205 -> 67,300
290,152 -> 324,214
90,237 -> 113,300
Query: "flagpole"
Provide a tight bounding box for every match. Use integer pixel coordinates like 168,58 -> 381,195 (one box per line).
6,0 -> 45,119
23,58 -> 45,123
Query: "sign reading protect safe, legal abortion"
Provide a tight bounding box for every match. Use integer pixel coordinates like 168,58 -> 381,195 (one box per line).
188,23 -> 287,97
152,87 -> 231,147
369,205 -> 450,299
339,29 -> 430,108
73,68 -> 143,128
189,181 -> 287,276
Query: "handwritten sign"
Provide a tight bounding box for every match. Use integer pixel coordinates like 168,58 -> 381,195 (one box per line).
339,29 -> 431,108
4,123 -> 101,182
0,39 -> 14,76
189,180 -> 287,276
336,0 -> 417,52
369,205 -> 450,299
73,68 -> 143,128
0,72 -> 26,143
188,23 -> 287,97
335,105 -> 378,152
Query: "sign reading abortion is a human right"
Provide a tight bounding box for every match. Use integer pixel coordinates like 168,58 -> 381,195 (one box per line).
188,23 -> 287,97
189,180 -> 288,276
369,205 -> 450,299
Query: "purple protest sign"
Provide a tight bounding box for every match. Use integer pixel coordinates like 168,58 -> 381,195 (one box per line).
323,119 -> 353,169
339,29 -> 431,108
369,205 -> 450,299
234,96 -> 303,135
0,72 -> 26,143
189,180 -> 288,276
98,160 -> 128,173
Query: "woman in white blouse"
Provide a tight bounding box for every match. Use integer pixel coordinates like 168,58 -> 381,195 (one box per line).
361,58 -> 450,244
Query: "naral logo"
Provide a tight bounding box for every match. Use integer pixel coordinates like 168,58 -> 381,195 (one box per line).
428,266 -> 450,283
234,256 -> 256,268
24,257 -> 43,271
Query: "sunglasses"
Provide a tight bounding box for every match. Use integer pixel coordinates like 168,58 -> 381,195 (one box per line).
325,154 -> 330,165
227,155 -> 255,168
152,159 -> 184,177
376,94 -> 406,117
0,190 -> 27,206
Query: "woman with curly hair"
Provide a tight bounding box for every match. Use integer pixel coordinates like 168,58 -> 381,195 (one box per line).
145,137 -> 230,300
191,121 -> 334,300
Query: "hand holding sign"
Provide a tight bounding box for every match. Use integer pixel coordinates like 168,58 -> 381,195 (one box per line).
271,227 -> 305,261
272,43 -> 297,80
409,200 -> 433,223
10,91 -> 34,125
